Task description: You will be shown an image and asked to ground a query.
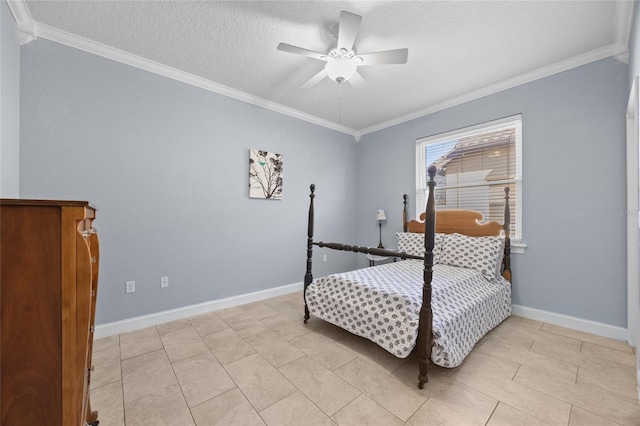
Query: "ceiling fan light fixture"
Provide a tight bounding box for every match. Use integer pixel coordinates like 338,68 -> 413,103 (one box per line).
325,58 -> 357,83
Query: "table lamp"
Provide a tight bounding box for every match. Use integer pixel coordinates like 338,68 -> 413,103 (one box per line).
376,209 -> 387,248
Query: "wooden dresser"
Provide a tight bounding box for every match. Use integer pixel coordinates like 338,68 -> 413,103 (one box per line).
1,199 -> 100,426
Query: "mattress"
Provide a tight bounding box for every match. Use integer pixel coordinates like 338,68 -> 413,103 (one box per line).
305,260 -> 511,367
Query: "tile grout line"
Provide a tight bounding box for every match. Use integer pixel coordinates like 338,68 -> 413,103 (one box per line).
449,364 -> 503,414
526,337 -> 535,351
434,367 -> 499,425
118,336 -> 127,426
540,326 -> 633,355
515,362 -> 639,425
510,363 -> 522,382
221,351 -> 299,420
482,400 -> 500,426
455,356 -> 573,424
570,404 -> 628,426
164,333 -> 202,426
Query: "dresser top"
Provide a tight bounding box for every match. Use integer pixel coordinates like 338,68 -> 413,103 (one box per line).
1,199 -> 93,208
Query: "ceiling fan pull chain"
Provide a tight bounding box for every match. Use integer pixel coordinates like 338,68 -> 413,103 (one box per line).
339,83 -> 343,124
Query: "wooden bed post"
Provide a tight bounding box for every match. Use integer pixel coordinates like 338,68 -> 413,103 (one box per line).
403,194 -> 408,232
303,184 -> 315,324
502,187 -> 512,282
417,164 -> 437,388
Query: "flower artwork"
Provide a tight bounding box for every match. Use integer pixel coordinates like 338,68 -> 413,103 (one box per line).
249,149 -> 283,199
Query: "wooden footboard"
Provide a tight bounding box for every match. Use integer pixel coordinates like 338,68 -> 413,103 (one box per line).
303,186 -> 424,324
303,164 -> 511,389
302,166 -> 438,389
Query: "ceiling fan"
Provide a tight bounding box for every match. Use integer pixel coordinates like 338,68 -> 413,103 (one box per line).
277,11 -> 409,88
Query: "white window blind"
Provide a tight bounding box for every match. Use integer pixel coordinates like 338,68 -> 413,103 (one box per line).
416,115 -> 522,241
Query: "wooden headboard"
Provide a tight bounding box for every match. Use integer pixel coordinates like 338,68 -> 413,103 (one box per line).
401,190 -> 512,282
406,210 -> 504,237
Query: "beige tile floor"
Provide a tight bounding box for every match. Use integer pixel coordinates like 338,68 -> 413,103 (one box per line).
90,291 -> 640,426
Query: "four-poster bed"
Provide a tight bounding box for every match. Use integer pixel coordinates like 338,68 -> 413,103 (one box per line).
303,165 -> 512,388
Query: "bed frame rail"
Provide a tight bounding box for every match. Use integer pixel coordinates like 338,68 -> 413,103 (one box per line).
313,242 -> 423,261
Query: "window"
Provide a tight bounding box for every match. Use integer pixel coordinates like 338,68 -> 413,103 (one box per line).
416,115 -> 523,243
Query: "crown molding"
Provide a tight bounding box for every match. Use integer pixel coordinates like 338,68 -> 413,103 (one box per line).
6,0 -> 31,24
32,22 -> 359,139
16,6 -> 627,140
359,44 -> 619,137
6,0 -> 36,44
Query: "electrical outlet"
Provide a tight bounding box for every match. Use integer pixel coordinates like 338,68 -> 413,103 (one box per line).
160,276 -> 169,288
125,280 -> 135,293
323,254 -> 328,262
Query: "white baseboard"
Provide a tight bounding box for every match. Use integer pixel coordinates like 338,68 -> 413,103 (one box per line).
512,304 -> 629,342
95,288 -> 629,344
94,282 -> 304,339
637,368 -> 640,404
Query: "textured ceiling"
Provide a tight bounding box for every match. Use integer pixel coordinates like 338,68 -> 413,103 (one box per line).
19,1 -> 629,135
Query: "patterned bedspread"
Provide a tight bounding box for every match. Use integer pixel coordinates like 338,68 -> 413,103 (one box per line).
305,260 -> 511,367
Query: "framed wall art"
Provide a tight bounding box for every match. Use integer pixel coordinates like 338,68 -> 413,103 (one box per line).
249,149 -> 283,199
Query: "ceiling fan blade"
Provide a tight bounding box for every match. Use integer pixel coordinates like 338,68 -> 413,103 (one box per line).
358,48 -> 408,66
301,69 -> 328,88
277,43 -> 327,61
348,71 -> 366,89
337,11 -> 362,52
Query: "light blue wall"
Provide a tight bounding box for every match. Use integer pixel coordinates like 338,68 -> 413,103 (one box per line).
17,31 -> 631,328
20,39 -> 359,324
0,1 -> 20,197
358,58 -> 629,327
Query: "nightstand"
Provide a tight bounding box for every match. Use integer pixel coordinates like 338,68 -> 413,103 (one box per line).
366,253 -> 396,266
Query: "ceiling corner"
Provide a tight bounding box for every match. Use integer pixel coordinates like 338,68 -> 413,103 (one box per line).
614,43 -> 630,64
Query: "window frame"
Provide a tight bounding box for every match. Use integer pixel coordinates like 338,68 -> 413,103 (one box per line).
415,115 -> 524,248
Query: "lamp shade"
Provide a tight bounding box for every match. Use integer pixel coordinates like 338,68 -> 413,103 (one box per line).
376,209 -> 387,221
325,58 -> 357,83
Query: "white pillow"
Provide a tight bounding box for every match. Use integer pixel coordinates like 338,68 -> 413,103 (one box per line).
440,233 -> 505,280
395,232 -> 444,263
